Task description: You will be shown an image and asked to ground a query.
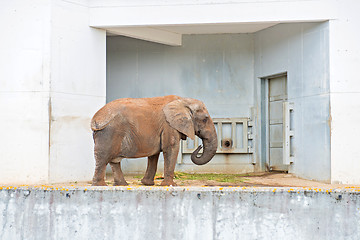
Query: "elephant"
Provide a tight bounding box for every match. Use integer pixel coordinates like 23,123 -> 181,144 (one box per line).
90,95 -> 218,186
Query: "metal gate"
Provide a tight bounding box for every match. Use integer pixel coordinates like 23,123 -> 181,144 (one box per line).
267,75 -> 294,171
179,118 -> 253,164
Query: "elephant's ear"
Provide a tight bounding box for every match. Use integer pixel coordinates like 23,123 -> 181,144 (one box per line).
163,99 -> 195,140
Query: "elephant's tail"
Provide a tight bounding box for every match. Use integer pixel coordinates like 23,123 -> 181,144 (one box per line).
91,101 -> 122,131
91,117 -> 111,131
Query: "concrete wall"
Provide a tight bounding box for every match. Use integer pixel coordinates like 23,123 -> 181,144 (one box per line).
2,0 -> 360,184
0,0 -> 52,184
329,0 -> 360,184
48,0 -> 106,183
0,0 -> 106,184
89,0 -> 336,27
254,22 -> 331,182
1,187 -> 360,239
106,34 -> 255,174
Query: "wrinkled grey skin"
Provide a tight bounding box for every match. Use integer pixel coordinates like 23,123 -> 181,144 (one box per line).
91,95 -> 217,186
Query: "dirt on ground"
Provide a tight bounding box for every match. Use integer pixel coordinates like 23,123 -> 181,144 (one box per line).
12,172 -> 359,189
97,172 -> 360,188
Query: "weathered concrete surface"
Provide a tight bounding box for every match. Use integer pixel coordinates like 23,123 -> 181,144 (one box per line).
1,186 -> 360,240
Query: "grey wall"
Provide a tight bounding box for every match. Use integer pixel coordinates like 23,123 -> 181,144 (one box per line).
106,34 -> 255,174
254,22 -> 330,181
107,34 -> 254,117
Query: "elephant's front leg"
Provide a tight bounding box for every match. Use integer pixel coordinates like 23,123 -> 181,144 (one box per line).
141,153 -> 160,186
161,137 -> 180,186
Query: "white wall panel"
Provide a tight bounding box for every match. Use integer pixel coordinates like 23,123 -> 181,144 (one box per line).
0,0 -> 51,92
51,1 -> 106,96
89,0 -> 337,27
48,0 -> 106,183
0,0 -> 51,184
0,92 -> 50,184
329,0 -> 360,184
330,93 -> 360,183
0,0 -> 106,184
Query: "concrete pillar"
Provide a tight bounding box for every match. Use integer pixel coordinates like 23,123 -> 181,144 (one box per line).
0,0 -> 106,184
48,0 -> 106,183
0,0 -> 52,184
329,0 -> 360,183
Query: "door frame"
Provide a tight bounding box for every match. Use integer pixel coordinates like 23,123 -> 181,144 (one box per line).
260,72 -> 288,172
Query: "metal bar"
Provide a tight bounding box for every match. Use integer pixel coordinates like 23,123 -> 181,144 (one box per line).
217,122 -> 222,151
177,141 -> 183,164
231,122 -> 236,149
283,102 -> 290,164
282,102 -> 294,165
243,119 -> 248,153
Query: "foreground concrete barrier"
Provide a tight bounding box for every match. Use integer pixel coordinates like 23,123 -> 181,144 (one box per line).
1,186 -> 360,239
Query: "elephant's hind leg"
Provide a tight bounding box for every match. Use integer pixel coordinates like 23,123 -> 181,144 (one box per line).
141,153 -> 160,186
92,131 -> 112,186
110,159 -> 128,186
92,160 -> 108,186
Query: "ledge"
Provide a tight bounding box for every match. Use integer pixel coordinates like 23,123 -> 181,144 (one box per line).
1,185 -> 360,193
1,186 -> 360,239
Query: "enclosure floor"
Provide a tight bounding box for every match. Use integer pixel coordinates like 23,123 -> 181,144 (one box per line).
2,172 -> 360,189
121,172 -> 360,188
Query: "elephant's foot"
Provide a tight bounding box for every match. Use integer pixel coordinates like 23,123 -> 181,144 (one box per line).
160,179 -> 177,186
91,180 -> 108,186
113,180 -> 128,186
141,178 -> 155,186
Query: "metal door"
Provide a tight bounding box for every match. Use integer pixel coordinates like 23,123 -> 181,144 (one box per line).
268,75 -> 288,171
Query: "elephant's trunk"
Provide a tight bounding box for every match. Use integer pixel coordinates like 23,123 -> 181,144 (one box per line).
191,133 -> 218,166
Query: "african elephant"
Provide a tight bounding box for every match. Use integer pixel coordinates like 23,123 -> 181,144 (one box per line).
91,95 -> 218,186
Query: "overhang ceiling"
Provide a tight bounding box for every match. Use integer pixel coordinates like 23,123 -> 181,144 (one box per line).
105,22 -> 278,46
